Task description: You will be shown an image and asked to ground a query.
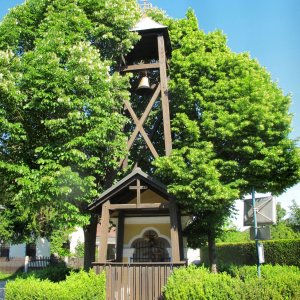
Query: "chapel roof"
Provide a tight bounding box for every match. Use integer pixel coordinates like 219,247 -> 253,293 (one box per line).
88,168 -> 170,213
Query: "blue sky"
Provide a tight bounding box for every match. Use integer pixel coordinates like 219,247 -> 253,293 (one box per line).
0,0 -> 299,215
151,0 -> 300,218
151,0 -> 300,142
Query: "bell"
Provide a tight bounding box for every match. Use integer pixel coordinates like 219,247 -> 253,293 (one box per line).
136,74 -> 152,96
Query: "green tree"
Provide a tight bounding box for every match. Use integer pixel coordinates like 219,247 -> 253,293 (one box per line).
276,203 -> 287,224
1,2 -> 299,273
269,203 -> 300,240
153,10 -> 300,272
271,223 -> 300,240
216,221 -> 250,244
288,200 -> 300,232
0,0 -> 140,268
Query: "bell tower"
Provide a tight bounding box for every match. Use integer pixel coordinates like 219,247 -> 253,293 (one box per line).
120,4 -> 172,168
89,2 -> 186,275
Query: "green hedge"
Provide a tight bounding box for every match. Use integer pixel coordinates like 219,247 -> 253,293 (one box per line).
201,239 -> 300,267
20,263 -> 73,282
164,266 -> 242,300
5,269 -> 106,300
229,264 -> 300,300
163,265 -> 300,300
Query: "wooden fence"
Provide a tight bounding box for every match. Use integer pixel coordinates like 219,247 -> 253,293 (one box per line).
0,257 -> 25,274
93,262 -> 187,300
0,256 -> 50,273
28,256 -> 50,271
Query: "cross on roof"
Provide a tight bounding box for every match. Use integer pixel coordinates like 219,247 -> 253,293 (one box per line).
140,0 -> 152,13
129,179 -> 148,205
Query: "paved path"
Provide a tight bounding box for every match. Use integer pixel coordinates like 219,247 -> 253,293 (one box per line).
0,281 -> 6,300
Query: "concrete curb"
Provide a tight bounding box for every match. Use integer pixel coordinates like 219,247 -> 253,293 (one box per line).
0,281 -> 6,300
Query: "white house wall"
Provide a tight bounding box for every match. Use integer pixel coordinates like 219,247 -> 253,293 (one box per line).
10,243 -> 26,257
69,227 -> 84,254
36,238 -> 50,257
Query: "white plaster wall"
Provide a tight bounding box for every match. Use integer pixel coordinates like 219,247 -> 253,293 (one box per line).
36,238 -> 50,257
187,248 -> 200,265
69,227 -> 84,254
10,243 -> 26,257
95,236 -> 116,248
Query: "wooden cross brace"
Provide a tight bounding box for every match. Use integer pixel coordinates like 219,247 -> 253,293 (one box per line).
124,83 -> 161,158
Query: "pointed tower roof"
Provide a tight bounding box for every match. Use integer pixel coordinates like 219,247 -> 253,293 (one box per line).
130,17 -> 167,32
125,16 -> 171,64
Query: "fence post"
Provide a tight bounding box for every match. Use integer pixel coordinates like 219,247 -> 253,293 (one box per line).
24,256 -> 29,273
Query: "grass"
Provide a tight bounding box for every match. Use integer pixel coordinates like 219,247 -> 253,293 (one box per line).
0,272 -> 21,281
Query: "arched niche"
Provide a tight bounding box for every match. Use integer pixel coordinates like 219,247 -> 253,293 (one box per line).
130,229 -> 171,262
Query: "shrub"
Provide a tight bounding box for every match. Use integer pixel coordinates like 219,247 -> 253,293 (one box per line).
20,263 -> 72,282
263,239 -> 300,266
201,238 -> 300,267
60,269 -> 105,300
229,264 -> 300,300
0,272 -> 14,281
74,241 -> 85,258
5,269 -> 105,300
5,277 -> 61,300
163,266 -> 242,300
163,265 -> 300,300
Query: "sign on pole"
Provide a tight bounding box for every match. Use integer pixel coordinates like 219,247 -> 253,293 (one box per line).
244,196 -> 276,226
250,226 -> 271,240
258,243 -> 265,264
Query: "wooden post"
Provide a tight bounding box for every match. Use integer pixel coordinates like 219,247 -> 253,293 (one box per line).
98,201 -> 110,263
116,212 -> 125,262
177,208 -> 184,261
169,199 -> 180,262
158,34 -> 172,156
24,256 -> 29,273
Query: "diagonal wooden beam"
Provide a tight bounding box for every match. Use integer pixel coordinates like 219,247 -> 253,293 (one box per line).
126,84 -> 160,151
131,114 -> 163,168
125,102 -> 159,158
139,83 -> 161,126
124,85 -> 161,158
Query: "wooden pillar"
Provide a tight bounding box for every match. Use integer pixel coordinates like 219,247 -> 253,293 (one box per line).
177,208 -> 184,261
169,199 -> 180,262
157,34 -> 172,156
116,212 -> 125,262
98,201 -> 110,263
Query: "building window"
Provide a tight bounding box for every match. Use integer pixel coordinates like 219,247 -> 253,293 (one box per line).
26,243 -> 36,257
0,244 -> 9,258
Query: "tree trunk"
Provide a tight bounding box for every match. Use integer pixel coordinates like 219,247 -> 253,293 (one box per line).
83,214 -> 98,270
208,230 -> 217,273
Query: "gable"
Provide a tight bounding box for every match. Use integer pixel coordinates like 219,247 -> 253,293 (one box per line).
88,168 -> 171,213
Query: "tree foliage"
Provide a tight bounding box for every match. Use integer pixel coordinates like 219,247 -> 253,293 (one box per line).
152,9 -> 300,264
0,2 -> 299,272
287,200 -> 300,232
0,0 -> 140,243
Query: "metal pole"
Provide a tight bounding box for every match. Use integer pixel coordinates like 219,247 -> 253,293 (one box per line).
252,187 -> 261,278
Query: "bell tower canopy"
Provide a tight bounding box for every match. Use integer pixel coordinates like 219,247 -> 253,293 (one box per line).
131,17 -> 167,31
125,17 -> 172,64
